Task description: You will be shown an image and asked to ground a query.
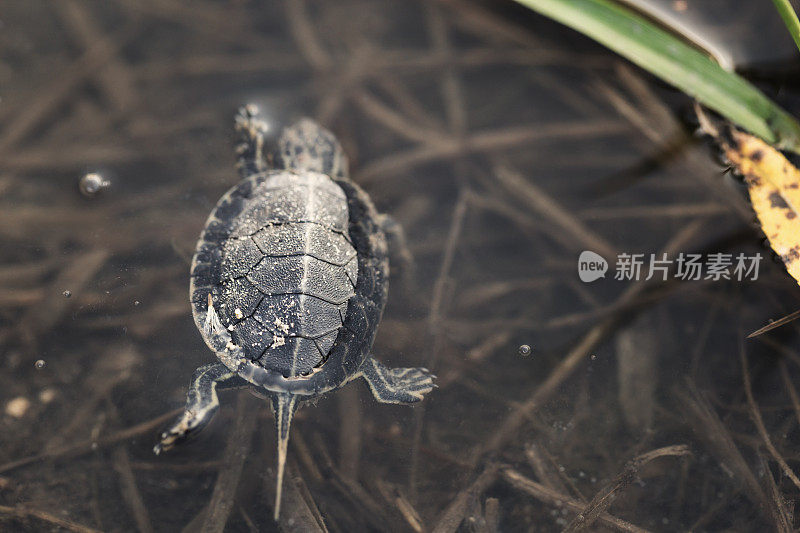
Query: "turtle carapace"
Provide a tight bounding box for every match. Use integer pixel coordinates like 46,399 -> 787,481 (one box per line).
154,106 -> 435,520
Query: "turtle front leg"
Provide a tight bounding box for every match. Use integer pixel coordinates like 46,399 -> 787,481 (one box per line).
154,362 -> 247,454
234,104 -> 270,177
360,357 -> 435,404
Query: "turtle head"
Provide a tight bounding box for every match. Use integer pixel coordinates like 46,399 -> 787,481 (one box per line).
275,118 -> 348,177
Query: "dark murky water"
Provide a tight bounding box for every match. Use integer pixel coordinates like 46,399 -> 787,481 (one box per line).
3,1 -> 800,531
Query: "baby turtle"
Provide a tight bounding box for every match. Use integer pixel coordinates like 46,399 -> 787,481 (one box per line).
155,106 -> 435,520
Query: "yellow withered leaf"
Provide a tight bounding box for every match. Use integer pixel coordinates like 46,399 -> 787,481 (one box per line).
718,128 -> 800,283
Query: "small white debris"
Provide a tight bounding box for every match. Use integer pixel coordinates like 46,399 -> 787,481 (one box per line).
272,335 -> 286,348
273,317 -> 290,334
6,397 -> 30,418
234,308 -> 244,319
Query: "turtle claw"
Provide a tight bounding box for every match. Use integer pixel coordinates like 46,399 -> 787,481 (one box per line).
153,413 -> 196,455
153,363 -> 247,456
234,104 -> 270,174
399,367 -> 436,398
234,104 -> 269,137
362,358 -> 436,404
153,437 -> 169,456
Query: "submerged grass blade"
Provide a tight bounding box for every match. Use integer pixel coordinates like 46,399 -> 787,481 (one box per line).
513,0 -> 800,154
772,0 -> 800,55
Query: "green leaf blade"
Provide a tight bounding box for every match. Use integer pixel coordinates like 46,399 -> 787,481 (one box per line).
772,0 -> 800,56
514,0 -> 800,153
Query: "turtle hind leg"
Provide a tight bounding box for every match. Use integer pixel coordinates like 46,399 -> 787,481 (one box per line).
377,213 -> 415,289
361,357 -> 435,404
234,104 -> 270,177
154,362 -> 247,454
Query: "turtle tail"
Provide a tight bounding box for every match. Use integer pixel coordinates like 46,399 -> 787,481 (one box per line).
270,392 -> 299,521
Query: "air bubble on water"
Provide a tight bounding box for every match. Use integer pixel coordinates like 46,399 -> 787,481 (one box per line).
34,359 -> 46,369
518,344 -> 531,356
63,290 -> 71,298
79,172 -> 110,197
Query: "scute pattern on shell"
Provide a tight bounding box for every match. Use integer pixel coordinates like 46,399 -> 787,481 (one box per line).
230,173 -> 348,237
191,170 -> 358,378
